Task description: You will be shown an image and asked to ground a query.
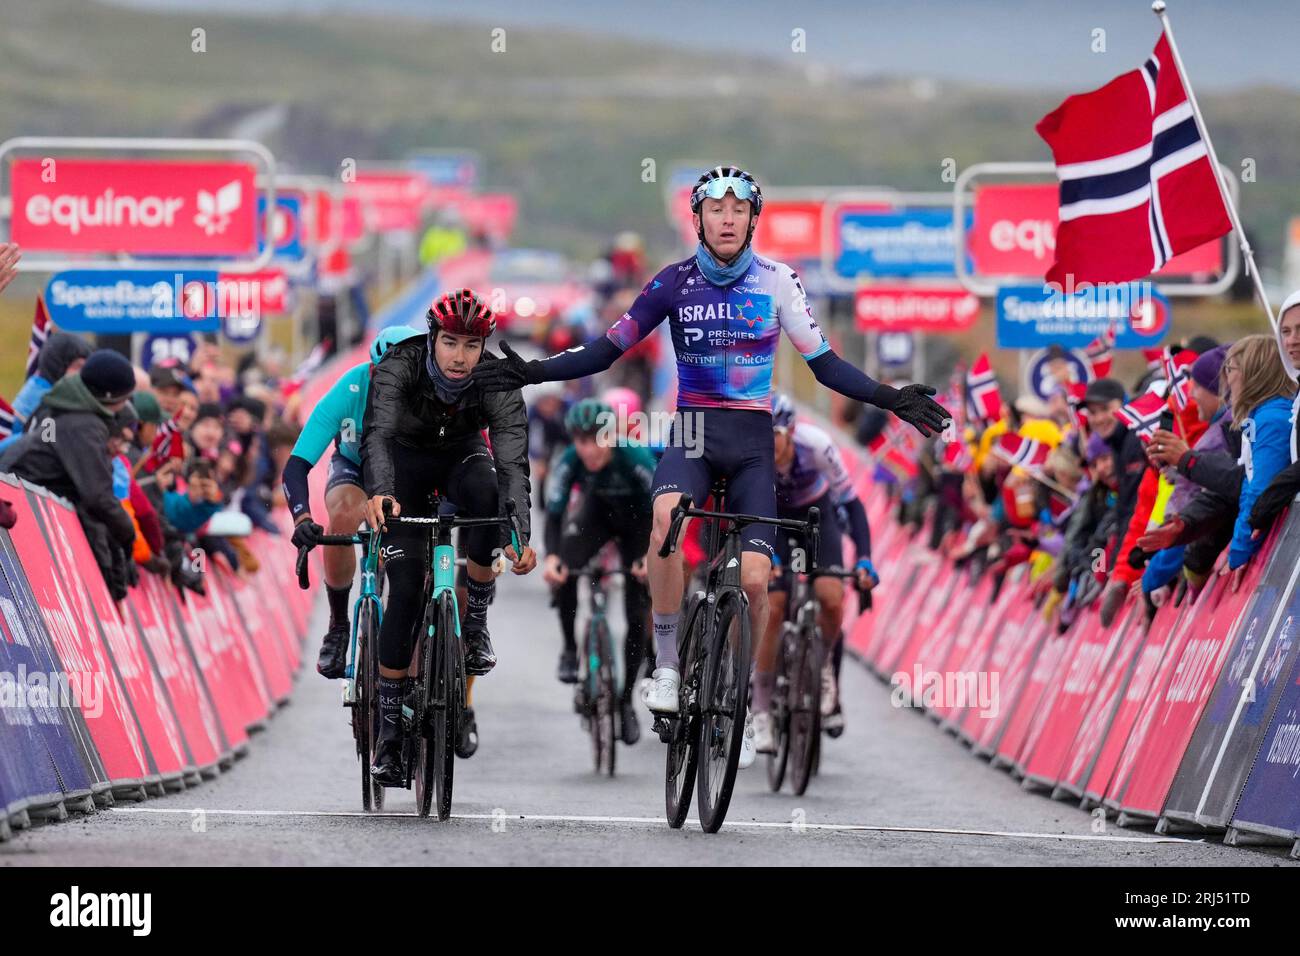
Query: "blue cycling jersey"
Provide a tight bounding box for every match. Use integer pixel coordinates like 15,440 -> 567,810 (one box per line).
606,254 -> 830,411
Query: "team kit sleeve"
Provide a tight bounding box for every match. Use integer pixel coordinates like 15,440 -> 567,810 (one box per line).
532,267 -> 674,382
542,447 -> 578,555
777,264 -> 885,405
290,364 -> 364,466
484,388 -> 534,546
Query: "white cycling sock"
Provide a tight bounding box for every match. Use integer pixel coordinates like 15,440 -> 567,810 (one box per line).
652,612 -> 679,670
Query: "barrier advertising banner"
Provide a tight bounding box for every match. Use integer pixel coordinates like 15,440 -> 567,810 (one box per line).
5,485 -> 152,787
1161,527 -> 1300,830
0,525 -> 100,816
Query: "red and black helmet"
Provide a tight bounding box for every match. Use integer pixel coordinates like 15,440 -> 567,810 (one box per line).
428,288 -> 496,339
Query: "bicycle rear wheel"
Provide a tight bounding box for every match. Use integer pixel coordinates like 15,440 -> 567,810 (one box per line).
766,624 -> 793,792
665,594 -> 705,828
696,592 -> 751,833
789,627 -> 823,796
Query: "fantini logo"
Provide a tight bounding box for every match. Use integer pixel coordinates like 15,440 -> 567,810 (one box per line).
194,180 -> 243,236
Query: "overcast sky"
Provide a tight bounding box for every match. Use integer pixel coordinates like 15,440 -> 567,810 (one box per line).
109,0 -> 1300,91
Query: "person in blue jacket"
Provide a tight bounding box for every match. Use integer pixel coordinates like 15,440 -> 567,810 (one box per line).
281,324 -> 423,678
1223,334 -> 1298,571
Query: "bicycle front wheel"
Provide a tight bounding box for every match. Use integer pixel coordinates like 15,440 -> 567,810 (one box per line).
766,623 -> 793,793
696,592 -> 752,833
789,627 -> 823,797
356,602 -> 384,812
588,619 -> 617,777
432,594 -> 462,820
665,593 -> 705,828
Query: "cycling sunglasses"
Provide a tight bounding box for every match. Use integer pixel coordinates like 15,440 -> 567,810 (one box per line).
694,176 -> 757,206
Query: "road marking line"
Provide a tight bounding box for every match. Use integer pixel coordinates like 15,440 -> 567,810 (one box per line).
107,807 -> 1197,844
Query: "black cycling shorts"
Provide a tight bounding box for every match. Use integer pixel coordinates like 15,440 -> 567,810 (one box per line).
651,407 -> 777,559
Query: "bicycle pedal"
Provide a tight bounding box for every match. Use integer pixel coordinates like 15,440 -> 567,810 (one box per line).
652,716 -> 675,744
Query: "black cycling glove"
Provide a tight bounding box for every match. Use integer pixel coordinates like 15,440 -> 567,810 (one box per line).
292,519 -> 324,551
471,340 -> 543,393
874,383 -> 951,437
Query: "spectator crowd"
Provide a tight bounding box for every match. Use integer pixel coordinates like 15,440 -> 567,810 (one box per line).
847,295 -> 1300,632
0,241 -> 304,601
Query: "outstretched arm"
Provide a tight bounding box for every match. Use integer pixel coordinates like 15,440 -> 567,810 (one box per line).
473,270 -> 672,392
779,265 -> 950,435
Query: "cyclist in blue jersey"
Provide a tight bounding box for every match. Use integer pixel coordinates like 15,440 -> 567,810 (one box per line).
756,394 -> 878,748
282,325 -> 424,679
473,166 -> 948,763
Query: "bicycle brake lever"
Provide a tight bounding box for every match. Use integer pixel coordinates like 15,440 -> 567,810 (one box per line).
296,546 -> 311,590
656,494 -> 693,559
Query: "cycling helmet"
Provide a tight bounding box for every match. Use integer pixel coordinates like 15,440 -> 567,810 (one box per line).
565,398 -> 613,437
601,386 -> 641,419
369,325 -> 423,365
689,166 -> 764,217
428,288 -> 496,339
771,392 -> 796,430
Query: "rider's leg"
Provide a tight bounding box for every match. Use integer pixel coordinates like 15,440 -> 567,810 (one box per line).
646,439 -> 712,671
754,588 -> 787,712
316,480 -> 368,678
647,492 -> 687,668
447,442 -> 505,673
556,499 -> 609,668
814,576 -> 845,654
323,482 -> 365,589
740,551 -> 772,672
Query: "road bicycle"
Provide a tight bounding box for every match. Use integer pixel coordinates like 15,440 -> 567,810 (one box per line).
655,481 -> 820,832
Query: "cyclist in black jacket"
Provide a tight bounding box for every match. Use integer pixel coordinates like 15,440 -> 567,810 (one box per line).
359,289 -> 537,784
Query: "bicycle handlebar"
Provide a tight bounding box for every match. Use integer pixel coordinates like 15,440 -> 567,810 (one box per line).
656,495 -> 822,570
296,500 -> 526,590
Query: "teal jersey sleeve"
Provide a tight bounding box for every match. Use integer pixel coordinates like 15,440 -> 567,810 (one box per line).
290,362 -> 370,466
545,445 -> 581,515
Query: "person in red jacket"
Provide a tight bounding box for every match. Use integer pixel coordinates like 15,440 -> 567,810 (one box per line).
1099,391 -> 1207,624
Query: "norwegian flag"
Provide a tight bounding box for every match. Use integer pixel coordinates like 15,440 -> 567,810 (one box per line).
1114,390 -> 1167,441
942,440 -> 973,472
0,396 -> 14,442
1163,347 -> 1198,410
994,432 -> 1051,472
1083,321 -> 1117,380
965,352 -> 1002,424
1141,347 -> 1166,372
1065,381 -> 1089,432
25,294 -> 51,381
1036,33 -> 1231,286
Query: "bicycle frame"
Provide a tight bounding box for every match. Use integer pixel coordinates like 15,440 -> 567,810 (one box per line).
344,530 -> 384,703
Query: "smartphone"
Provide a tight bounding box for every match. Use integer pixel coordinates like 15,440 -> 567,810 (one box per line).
1158,410 -> 1175,433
